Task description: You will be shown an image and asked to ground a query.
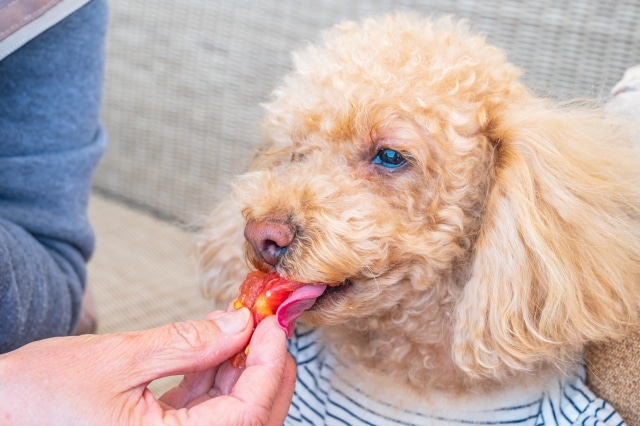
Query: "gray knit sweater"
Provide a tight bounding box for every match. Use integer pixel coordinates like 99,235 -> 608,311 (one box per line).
0,0 -> 107,352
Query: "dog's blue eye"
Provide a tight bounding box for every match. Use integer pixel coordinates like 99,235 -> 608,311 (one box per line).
372,149 -> 406,168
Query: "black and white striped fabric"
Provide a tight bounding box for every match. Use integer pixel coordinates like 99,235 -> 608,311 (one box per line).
285,327 -> 625,426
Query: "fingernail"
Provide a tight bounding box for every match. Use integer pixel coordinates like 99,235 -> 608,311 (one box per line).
215,308 -> 250,334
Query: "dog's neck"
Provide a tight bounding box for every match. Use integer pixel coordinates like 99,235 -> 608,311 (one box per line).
305,250 -> 554,395
315,267 -> 532,395
320,313 -> 473,393
319,319 -> 556,400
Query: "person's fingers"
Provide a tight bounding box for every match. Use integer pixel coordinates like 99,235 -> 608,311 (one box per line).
158,365 -> 217,409
163,356 -> 244,409
157,310 -> 232,408
267,353 -> 297,426
204,309 -> 228,320
161,317 -> 295,425
117,308 -> 253,387
208,359 -> 244,398
226,317 -> 292,422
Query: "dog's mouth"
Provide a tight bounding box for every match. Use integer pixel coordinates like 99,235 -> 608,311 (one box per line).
276,277 -> 352,323
268,277 -> 352,336
247,248 -> 356,330
308,279 -> 353,309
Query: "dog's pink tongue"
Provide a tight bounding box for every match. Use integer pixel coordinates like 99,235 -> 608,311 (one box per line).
276,284 -> 326,338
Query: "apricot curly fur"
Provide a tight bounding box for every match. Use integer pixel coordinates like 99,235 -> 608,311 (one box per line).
196,14 -> 640,393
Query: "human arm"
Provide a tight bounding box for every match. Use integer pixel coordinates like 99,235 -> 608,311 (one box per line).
0,308 -> 296,425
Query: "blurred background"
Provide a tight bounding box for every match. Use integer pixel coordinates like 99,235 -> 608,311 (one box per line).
87,0 -> 640,395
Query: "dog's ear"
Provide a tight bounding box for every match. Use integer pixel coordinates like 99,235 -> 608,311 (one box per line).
452,99 -> 640,378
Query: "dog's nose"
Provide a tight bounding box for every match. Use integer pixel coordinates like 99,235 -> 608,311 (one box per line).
244,219 -> 296,266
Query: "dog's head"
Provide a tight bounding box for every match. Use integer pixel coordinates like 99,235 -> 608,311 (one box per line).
204,15 -> 640,380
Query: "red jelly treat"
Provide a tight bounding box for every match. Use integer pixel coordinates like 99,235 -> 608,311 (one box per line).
230,271 -> 326,367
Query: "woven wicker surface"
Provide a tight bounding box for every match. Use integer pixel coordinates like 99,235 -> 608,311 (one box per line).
88,193 -> 211,396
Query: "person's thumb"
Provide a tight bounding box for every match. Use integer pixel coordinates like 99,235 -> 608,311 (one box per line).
112,308 -> 253,387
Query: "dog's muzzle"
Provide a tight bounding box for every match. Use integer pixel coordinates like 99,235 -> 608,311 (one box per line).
244,219 -> 296,266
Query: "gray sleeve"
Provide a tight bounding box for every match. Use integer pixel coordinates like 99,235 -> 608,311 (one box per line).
0,221 -> 83,350
0,127 -> 107,352
0,0 -> 108,352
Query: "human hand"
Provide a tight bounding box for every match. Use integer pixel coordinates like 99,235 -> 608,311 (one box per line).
0,308 -> 296,425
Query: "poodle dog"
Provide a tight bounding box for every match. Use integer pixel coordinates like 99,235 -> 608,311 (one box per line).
197,15 -> 640,424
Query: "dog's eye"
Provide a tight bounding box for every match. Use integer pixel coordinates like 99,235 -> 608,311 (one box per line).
372,149 -> 406,168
